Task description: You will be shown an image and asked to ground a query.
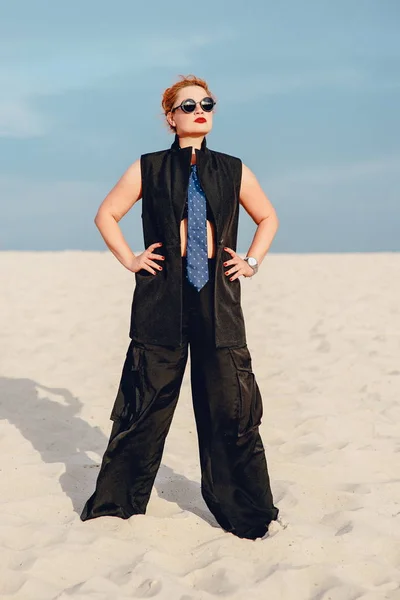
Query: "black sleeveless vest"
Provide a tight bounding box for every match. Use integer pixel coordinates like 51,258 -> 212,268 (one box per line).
129,134 -> 247,349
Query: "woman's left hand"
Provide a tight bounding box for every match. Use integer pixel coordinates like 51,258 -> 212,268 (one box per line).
223,247 -> 254,281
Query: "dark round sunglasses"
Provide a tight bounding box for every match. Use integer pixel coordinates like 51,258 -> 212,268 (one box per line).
171,97 -> 216,114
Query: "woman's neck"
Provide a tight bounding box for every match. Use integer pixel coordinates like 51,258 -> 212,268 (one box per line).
178,134 -> 204,151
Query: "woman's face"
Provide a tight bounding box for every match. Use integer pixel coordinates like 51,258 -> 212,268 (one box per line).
168,85 -> 214,137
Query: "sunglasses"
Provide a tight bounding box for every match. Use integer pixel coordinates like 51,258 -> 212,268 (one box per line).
171,97 -> 216,114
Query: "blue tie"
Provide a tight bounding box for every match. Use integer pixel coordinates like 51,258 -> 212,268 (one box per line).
186,164 -> 209,291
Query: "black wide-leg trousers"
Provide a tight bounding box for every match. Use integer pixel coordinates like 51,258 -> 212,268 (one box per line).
80,257 -> 279,539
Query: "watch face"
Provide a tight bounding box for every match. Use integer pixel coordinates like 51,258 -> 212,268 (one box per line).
247,257 -> 257,267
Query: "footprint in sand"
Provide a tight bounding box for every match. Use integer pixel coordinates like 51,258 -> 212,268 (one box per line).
133,578 -> 162,598
321,511 -> 354,536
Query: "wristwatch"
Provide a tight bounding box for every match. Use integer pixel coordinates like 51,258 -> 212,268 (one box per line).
243,256 -> 259,276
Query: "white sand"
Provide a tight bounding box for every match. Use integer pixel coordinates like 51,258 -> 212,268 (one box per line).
1,251 -> 400,600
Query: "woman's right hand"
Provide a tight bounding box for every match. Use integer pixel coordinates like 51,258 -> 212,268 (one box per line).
128,242 -> 165,275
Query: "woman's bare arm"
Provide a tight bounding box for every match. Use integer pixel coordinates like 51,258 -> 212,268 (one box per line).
97,159 -> 143,221
215,163 -> 280,282
95,159 -> 164,274
94,159 -> 142,270
94,159 -> 164,274
239,163 -> 279,266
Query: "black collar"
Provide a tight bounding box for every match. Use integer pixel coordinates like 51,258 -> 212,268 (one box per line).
170,133 -> 207,153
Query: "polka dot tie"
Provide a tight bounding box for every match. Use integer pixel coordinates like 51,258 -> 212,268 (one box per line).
186,164 -> 209,291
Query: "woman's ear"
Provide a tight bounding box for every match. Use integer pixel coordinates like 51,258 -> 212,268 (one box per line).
166,111 -> 175,129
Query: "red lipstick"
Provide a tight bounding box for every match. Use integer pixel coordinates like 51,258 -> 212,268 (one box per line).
195,117 -> 207,123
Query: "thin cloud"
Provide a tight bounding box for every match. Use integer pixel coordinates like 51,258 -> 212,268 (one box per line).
220,68 -> 399,101
267,155 -> 400,189
0,175 -> 105,216
0,99 -> 50,138
0,27 -> 236,139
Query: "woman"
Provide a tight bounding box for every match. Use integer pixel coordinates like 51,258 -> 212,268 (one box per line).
80,74 -> 280,540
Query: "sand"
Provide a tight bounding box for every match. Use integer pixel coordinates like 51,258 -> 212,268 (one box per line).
1,251 -> 399,600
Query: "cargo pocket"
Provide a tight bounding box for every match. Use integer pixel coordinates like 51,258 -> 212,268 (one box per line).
109,341 -> 144,425
228,345 -> 263,437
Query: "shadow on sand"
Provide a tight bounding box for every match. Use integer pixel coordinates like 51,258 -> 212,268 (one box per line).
0,377 -> 217,527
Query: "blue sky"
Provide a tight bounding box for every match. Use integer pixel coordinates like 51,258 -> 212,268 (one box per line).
1,0 -> 399,252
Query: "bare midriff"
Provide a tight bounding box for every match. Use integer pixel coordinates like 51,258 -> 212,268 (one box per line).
180,218 -> 217,258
